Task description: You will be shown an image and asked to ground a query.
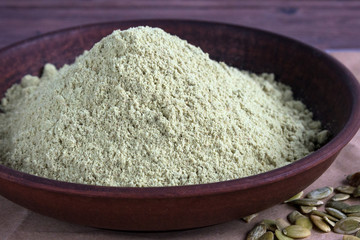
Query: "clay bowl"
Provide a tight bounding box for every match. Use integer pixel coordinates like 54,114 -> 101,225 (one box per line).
0,20 -> 359,231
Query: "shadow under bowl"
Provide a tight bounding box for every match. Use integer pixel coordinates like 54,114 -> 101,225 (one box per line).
0,20 -> 359,231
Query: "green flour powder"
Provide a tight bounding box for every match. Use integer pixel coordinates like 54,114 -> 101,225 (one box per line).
0,27 -> 328,187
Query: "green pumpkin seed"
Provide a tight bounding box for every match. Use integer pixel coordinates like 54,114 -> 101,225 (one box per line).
323,216 -> 336,227
243,213 -> 259,223
300,206 -> 317,214
332,193 -> 351,201
334,217 -> 360,234
258,231 -> 274,240
326,201 -> 350,210
310,215 -> 331,232
356,229 -> 360,237
307,186 -> 333,199
261,219 -> 279,232
354,186 -> 360,198
246,223 -> 267,240
282,225 -> 311,238
311,210 -> 339,222
326,207 -> 347,219
343,235 -> 360,240
343,205 -> 360,214
347,172 -> 360,187
295,216 -> 313,230
275,229 -> 294,240
284,191 -> 304,203
287,198 -> 323,206
288,211 -> 304,224
276,218 -> 291,230
336,185 -> 356,194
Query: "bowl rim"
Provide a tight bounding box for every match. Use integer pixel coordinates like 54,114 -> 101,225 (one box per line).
1,19 -> 360,199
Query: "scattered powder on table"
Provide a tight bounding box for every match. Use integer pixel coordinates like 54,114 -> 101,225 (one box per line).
0,27 -> 328,187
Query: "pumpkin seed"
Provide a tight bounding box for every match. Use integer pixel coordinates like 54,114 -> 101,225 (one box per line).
343,205 -> 360,214
334,217 -> 360,234
354,186 -> 360,198
275,229 -> 294,240
306,186 -> 333,199
283,225 -> 311,238
356,229 -> 360,237
336,185 -> 356,194
326,201 -> 350,210
284,191 -> 304,203
332,193 -> 351,201
261,219 -> 279,232
243,213 -> 259,223
347,172 -> 360,187
246,223 -> 267,240
310,214 -> 331,232
299,206 -> 316,214
311,210 -> 339,222
348,213 -> 360,217
276,218 -> 291,230
258,231 -> 274,240
343,235 -> 360,240
295,216 -> 313,230
323,216 -> 336,227
287,198 -> 323,206
326,207 -> 347,219
288,211 -> 304,224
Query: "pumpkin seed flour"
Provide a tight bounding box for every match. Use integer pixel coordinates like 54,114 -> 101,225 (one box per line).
0,27 -> 328,187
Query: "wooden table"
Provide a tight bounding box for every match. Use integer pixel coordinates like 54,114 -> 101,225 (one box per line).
1,1 -> 360,239
1,0 -> 360,50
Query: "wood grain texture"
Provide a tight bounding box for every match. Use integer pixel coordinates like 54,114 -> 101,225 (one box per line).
0,0 -> 360,49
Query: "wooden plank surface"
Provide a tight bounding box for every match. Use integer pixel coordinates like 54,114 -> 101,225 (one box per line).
1,0 -> 360,49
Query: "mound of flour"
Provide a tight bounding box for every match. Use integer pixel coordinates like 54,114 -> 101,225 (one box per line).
0,27 -> 328,187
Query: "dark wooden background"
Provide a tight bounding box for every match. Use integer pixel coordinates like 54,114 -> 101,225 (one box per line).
0,0 -> 360,50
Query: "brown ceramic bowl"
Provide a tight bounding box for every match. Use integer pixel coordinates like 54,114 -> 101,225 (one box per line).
0,20 -> 359,231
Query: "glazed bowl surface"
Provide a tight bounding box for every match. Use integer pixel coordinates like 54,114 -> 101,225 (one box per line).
0,20 -> 359,231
